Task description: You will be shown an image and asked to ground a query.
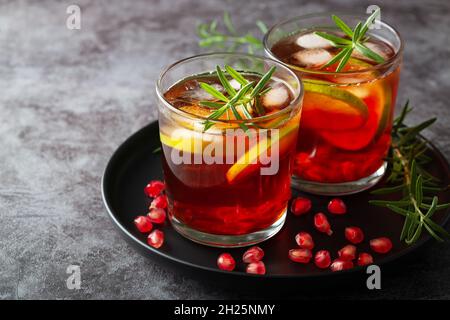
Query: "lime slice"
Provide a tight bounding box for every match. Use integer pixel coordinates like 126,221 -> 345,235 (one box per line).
226,121 -> 299,183
347,57 -> 373,70
301,81 -> 369,131
320,81 -> 391,151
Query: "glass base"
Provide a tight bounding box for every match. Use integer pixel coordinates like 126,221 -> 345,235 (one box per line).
292,162 -> 387,196
169,208 -> 287,248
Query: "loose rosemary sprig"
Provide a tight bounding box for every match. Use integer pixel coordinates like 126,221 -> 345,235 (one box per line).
199,65 -> 275,132
315,8 -> 385,71
369,101 -> 450,244
197,11 -> 268,54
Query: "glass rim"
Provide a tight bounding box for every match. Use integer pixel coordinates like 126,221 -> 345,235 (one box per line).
155,52 -> 304,125
263,11 -> 404,76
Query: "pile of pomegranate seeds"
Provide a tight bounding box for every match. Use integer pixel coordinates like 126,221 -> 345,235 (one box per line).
287,196 -> 394,273
217,246 -> 266,274
133,180 -> 167,249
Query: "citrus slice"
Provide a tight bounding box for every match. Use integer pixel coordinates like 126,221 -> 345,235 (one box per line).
346,57 -> 374,70
301,81 -> 369,131
179,105 -> 215,118
226,121 -> 299,183
320,81 -> 392,151
159,129 -> 210,155
321,56 -> 374,73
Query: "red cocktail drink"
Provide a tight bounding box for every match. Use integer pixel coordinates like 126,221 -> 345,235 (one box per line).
265,13 -> 403,195
156,54 -> 303,246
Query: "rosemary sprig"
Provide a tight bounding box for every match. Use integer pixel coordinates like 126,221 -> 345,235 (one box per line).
197,11 -> 268,54
199,65 -> 275,132
369,101 -> 450,244
315,8 -> 385,71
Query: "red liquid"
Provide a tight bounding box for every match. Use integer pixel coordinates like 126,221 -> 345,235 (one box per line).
162,147 -> 293,235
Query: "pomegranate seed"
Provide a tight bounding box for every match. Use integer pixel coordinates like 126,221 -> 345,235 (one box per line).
328,198 -> 347,215
314,250 -> 331,269
291,197 -> 312,216
217,253 -> 236,271
144,180 -> 165,197
345,226 -> 364,244
150,195 -> 167,209
147,229 -> 164,248
295,232 -> 315,250
330,259 -> 354,272
147,208 -> 166,224
314,213 -> 333,235
242,246 -> 264,263
246,261 -> 266,275
357,252 -> 374,266
370,237 -> 393,254
338,244 -> 357,261
288,248 -> 312,264
133,216 -> 153,233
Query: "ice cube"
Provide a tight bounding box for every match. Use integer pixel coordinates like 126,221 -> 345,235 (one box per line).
261,84 -> 290,110
296,32 -> 333,49
292,49 -> 332,67
229,79 -> 241,90
187,83 -> 224,101
352,41 -> 391,61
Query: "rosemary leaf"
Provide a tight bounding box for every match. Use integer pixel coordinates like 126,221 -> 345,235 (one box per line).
216,66 -> 236,96
200,101 -> 224,109
314,31 -> 352,45
332,15 -> 353,37
250,66 -> 276,98
199,82 -> 229,102
225,65 -> 248,85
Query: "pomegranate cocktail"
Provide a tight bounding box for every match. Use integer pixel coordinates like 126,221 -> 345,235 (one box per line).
156,53 -> 303,247
265,11 -> 403,195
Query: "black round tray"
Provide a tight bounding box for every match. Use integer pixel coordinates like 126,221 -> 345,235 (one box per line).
101,121 -> 450,284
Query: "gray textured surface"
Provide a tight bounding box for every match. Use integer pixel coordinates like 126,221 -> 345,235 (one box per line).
0,0 -> 449,300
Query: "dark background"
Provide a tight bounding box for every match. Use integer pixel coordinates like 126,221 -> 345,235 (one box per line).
0,0 -> 449,299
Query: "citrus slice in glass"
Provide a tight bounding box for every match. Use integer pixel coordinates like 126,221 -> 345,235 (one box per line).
226,121 -> 299,183
301,80 -> 369,131
320,81 -> 391,151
